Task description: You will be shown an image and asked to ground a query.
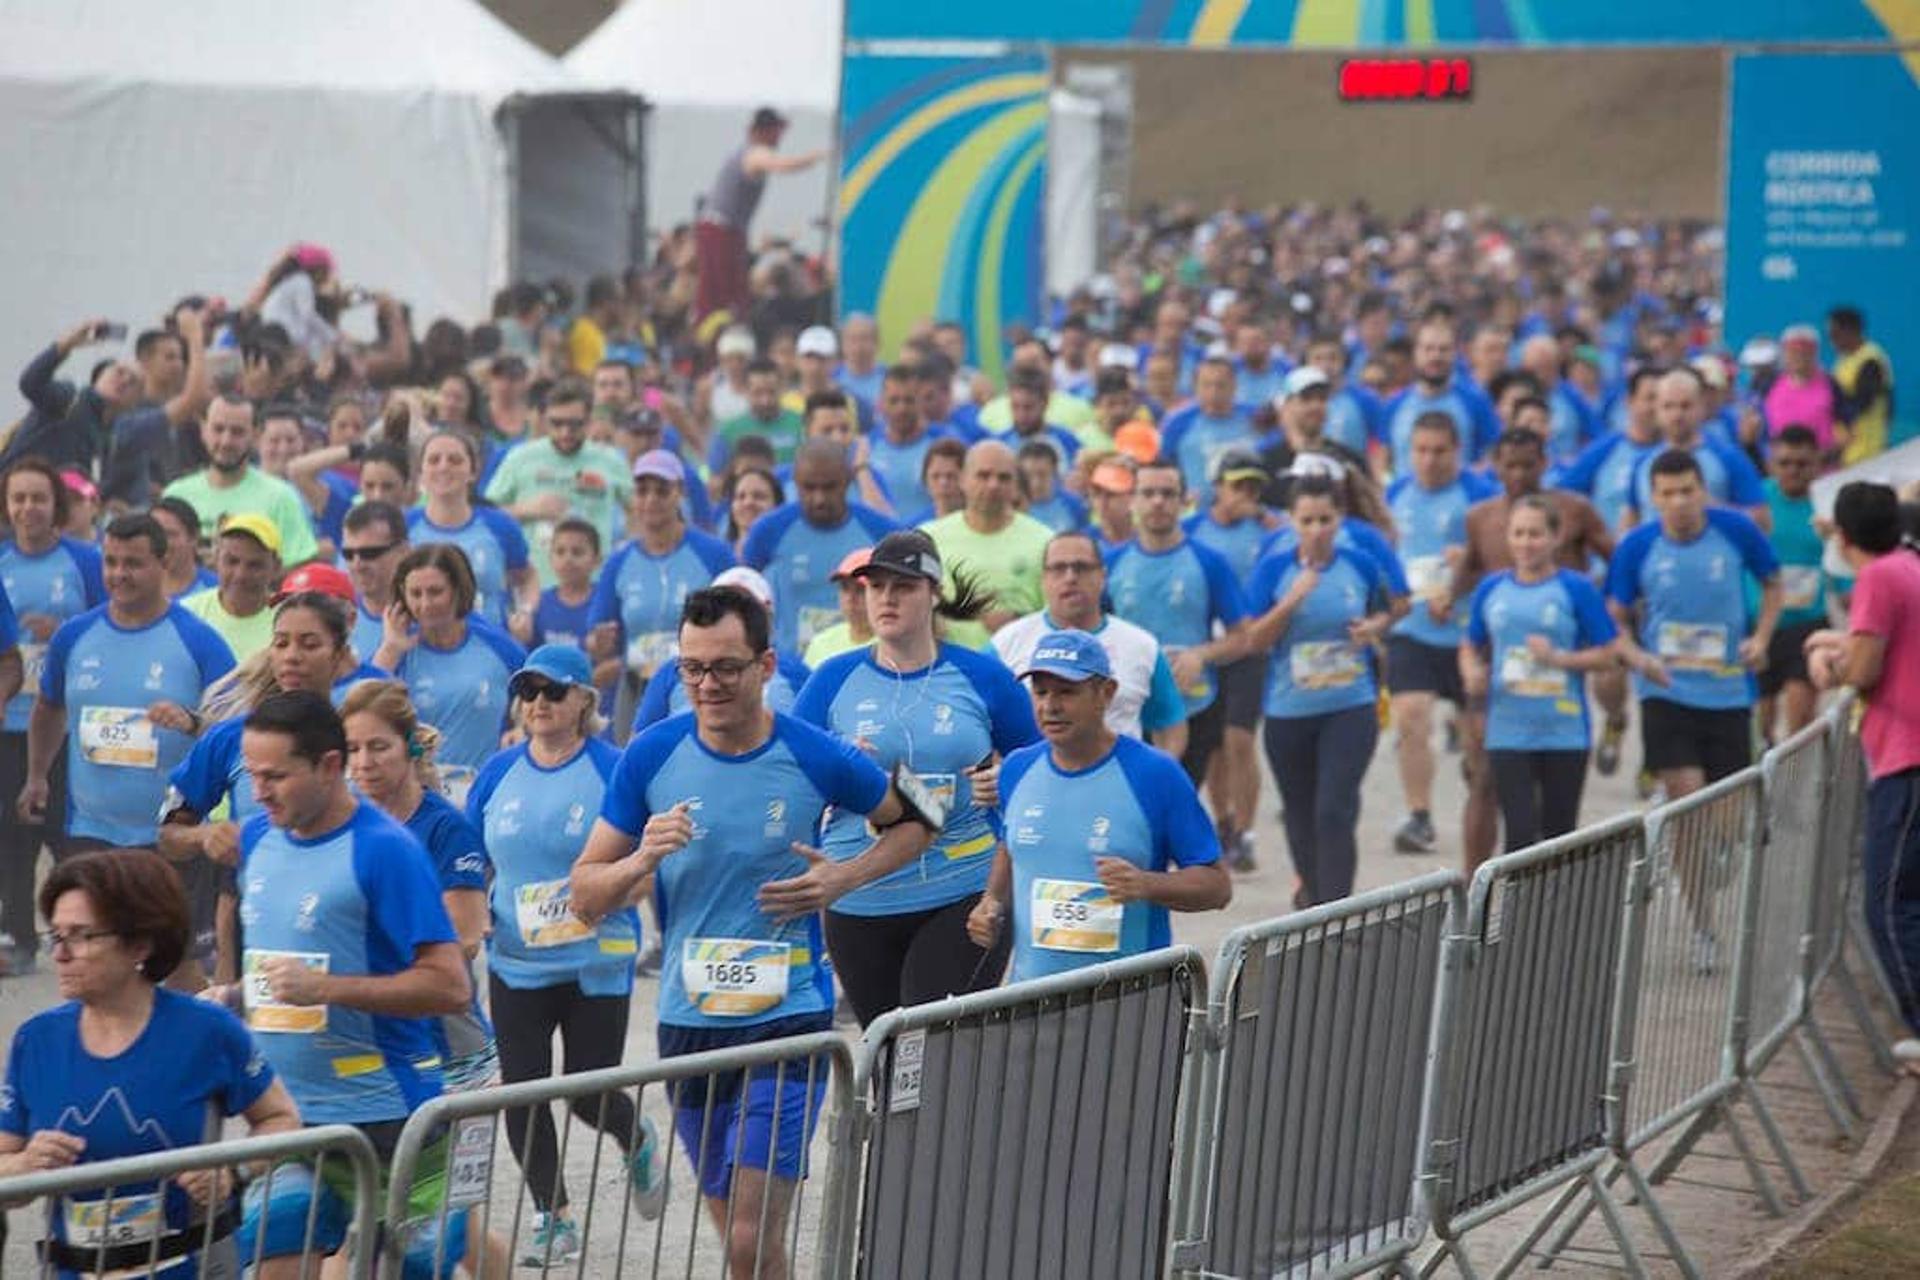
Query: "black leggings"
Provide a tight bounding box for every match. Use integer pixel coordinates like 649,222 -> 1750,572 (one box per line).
1263,706 -> 1378,907
1489,749 -> 1589,852
825,892 -> 1009,1028
489,974 -> 638,1213
0,734 -> 64,949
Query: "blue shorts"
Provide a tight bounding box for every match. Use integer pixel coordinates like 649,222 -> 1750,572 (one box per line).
237,1148 -> 467,1279
660,1014 -> 833,1200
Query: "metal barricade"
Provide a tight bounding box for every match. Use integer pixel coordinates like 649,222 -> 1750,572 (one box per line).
0,1124 -> 380,1280
1417,814 -> 1651,1279
1175,872 -> 1463,1279
381,1033 -> 853,1279
841,947 -> 1206,1279
1819,700 -> 1906,1076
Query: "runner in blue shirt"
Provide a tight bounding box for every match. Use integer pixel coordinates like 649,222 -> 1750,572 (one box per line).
1517,335 -> 1602,464
629,566 -> 812,737
1622,368 -> 1768,529
1753,427 -> 1830,746
1462,495 -> 1620,850
741,441 -> 897,654
869,365 -> 950,523
1242,476 -> 1396,907
223,691 -> 475,1274
372,543 -> 528,802
150,497 -> 218,601
794,530 -> 1039,1025
1554,366 -> 1666,532
340,501 -> 410,663
571,586 -> 947,1279
965,628 -> 1228,982
1159,357 -> 1255,498
523,516 -> 602,651
0,850 -> 299,1280
467,646 -> 664,1262
993,367 -> 1083,471
1383,414 -> 1495,856
1016,440 -> 1089,533
407,430 -> 535,627
1304,332 -> 1386,460
1380,316 -> 1501,474
1232,317 -> 1289,413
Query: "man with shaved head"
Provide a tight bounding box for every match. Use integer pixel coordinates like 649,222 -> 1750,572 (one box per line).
1517,333 -> 1599,464
922,441 -> 1055,632
743,439 -> 898,653
1621,368 -> 1768,531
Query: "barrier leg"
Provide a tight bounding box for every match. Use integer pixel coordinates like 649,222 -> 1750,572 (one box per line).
1735,1077 -> 1813,1203
1643,1108 -> 1717,1186
1580,1168 -> 1650,1279
1718,1104 -> 1786,1216
1420,1237 -> 1485,1280
1533,1165 -> 1613,1267
1796,1022 -> 1863,1133
1490,1177 -> 1588,1278
1831,957 -> 1900,1075
1616,1158 -> 1703,1280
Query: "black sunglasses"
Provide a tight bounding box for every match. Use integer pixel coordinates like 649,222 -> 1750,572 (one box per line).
340,542 -> 399,562
512,679 -> 573,703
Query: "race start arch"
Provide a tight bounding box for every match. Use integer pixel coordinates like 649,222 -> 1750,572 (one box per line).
835,1 -> 1920,386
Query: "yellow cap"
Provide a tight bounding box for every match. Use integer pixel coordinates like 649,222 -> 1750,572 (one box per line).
218,512 -> 283,556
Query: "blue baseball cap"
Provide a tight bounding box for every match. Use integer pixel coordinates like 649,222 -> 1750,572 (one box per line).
1021,630 -> 1112,683
510,644 -> 593,696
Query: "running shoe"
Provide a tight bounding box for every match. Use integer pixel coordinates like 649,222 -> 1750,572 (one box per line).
1595,718 -> 1627,776
519,1213 -> 582,1268
1392,813 -> 1437,855
1228,831 -> 1257,873
634,942 -> 662,978
629,1117 -> 667,1220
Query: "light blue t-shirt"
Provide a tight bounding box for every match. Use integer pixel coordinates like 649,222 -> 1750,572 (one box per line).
1244,547 -> 1391,719
1556,431 -> 1663,531
1025,489 -> 1089,534
237,803 -> 455,1123
1324,385 -> 1384,458
867,427 -> 951,523
600,713 -> 889,1029
1234,358 -> 1290,415
793,644 -> 1039,915
1183,511 -> 1269,588
1622,438 -> 1767,520
999,735 -> 1220,982
1542,383 -> 1600,464
384,617 -> 527,786
351,600 -> 386,667
1158,405 -> 1255,497
1105,539 -> 1249,713
406,507 -> 531,627
1606,508 -> 1781,710
402,788 -> 494,1060
1387,473 -> 1494,648
741,502 -> 898,654
1467,570 -> 1618,751
588,528 -> 736,673
1260,517 -> 1412,597
469,738 -> 637,996
1381,381 -> 1501,473
0,537 -> 104,731
41,604 -> 235,846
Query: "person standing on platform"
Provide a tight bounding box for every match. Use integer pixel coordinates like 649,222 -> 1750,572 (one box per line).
695,108 -> 825,324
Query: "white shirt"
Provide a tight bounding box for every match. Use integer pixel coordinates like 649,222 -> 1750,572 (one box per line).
992,610 -> 1165,739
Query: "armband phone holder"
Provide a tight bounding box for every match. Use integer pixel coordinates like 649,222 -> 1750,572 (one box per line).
891,762 -> 950,832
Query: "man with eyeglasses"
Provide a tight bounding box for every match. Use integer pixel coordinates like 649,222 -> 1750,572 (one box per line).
485,377 -> 634,587
571,585 -> 944,1279
340,501 -> 410,662
992,531 -> 1188,755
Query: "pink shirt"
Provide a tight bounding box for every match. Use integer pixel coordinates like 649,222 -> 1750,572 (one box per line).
1764,373 -> 1836,451
1849,549 -> 1920,779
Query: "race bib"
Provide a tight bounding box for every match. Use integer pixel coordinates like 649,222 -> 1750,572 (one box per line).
1030,878 -> 1123,953
682,939 -> 790,1016
1290,641 -> 1365,690
243,949 -> 329,1034
1405,555 -> 1448,601
514,878 -> 593,948
625,630 -> 677,676
78,706 -> 159,768
797,605 -> 840,649
1780,565 -> 1822,611
1656,622 -> 1729,671
64,1192 -> 162,1249
1500,646 -> 1569,698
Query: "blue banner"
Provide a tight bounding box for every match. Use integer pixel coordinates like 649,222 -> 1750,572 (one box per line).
1724,52 -> 1917,442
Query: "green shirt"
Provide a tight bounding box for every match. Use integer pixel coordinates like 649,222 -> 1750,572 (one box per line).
483,437 -> 634,585
161,467 -> 319,567
802,622 -> 869,668
921,510 -> 1054,620
976,390 -> 1096,435
716,409 -> 806,466
181,588 -> 275,662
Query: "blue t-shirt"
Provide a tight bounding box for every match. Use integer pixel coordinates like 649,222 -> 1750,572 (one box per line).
0,581 -> 15,649
402,790 -> 493,1061
1387,473 -> 1494,648
588,529 -> 736,672
1158,405 -> 1254,497
1556,431 -> 1663,531
469,738 -> 637,996
384,617 -> 526,787
999,735 -> 1221,982
236,803 -> 456,1123
1183,511 -> 1269,588
170,566 -> 218,601
314,472 -> 359,548
1541,383 -> 1600,464
1244,547 -> 1392,719
867,427 -> 952,524
775,458 -> 896,514
1233,358 -> 1290,415
1606,508 -> 1781,710
632,649 -> 810,736
1324,385 -> 1384,458
1025,489 -> 1089,535
1381,381 -> 1501,472
740,502 -> 898,654
0,990 -> 274,1253
405,506 -> 530,627
1622,438 -> 1766,521
532,587 -> 594,651
1259,517 -> 1412,597
350,600 -> 385,666
600,713 -> 889,1029
1106,539 -> 1249,713
1467,570 -> 1618,751
793,644 -> 1039,915
0,536 -> 105,731
1761,480 -> 1828,628
992,425 -> 1082,473
41,604 -> 236,846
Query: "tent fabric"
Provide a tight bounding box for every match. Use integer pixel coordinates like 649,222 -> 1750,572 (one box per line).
567,0 -> 840,242
0,0 -> 612,413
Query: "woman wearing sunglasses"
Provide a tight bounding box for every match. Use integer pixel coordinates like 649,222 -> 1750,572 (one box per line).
466,645 -> 664,1266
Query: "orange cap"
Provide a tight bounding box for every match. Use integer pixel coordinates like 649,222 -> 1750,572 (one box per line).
1112,420 -> 1161,465
1089,461 -> 1136,494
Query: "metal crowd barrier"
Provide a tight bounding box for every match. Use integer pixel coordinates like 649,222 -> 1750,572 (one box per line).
1174,872 -> 1462,1279
1415,814 -> 1651,1279
0,1123 -> 380,1280
837,947 -> 1205,1279
381,1033 -> 853,1279
1822,705 -> 1906,1076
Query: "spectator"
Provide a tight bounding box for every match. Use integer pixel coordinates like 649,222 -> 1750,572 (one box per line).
1763,325 -> 1837,454
1829,305 -> 1896,463
695,107 -> 825,323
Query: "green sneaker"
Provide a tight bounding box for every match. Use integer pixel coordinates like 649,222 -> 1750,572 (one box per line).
629,1116 -> 667,1220
519,1212 -> 582,1269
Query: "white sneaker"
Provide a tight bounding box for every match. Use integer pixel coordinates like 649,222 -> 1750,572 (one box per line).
1892,1038 -> 1920,1063
1689,928 -> 1720,975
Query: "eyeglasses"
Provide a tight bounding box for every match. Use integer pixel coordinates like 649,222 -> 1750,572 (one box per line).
340,543 -> 399,562
514,680 -> 573,703
546,416 -> 589,431
677,657 -> 757,686
43,928 -> 118,955
1044,561 -> 1102,577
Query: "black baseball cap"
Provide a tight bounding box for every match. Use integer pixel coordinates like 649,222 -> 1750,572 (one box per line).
854,530 -> 943,585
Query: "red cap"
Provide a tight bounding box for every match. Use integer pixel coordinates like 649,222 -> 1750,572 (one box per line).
275,562 -> 356,605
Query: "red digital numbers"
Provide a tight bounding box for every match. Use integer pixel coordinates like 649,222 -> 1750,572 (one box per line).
1338,58 -> 1474,102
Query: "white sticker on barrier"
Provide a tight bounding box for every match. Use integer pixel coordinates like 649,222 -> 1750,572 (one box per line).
1484,877 -> 1507,944
446,1115 -> 496,1208
889,1029 -> 926,1114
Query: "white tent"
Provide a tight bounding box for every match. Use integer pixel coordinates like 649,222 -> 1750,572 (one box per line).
0,0 -> 642,407
567,0 -> 840,252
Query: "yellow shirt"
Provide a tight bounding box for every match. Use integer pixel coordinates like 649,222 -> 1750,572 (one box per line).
1835,339 -> 1894,465
568,316 -> 607,375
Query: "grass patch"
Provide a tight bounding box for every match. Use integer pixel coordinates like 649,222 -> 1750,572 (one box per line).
1778,1171 -> 1920,1278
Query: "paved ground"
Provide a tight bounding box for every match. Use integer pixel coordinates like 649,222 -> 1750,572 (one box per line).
0,713 -> 1904,1276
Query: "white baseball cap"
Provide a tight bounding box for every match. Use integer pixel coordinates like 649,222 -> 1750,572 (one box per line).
712,566 -> 775,612
1283,366 -> 1331,399
716,326 -> 756,358
796,326 -> 838,359
1097,342 -> 1136,370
